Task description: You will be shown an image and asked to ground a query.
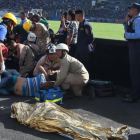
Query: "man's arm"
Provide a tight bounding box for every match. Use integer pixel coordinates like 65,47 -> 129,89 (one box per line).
85,24 -> 94,44
54,59 -> 69,87
67,33 -> 73,46
19,46 -> 27,67
0,43 -> 4,62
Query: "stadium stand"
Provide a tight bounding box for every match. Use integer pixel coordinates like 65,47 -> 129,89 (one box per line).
0,0 -> 139,23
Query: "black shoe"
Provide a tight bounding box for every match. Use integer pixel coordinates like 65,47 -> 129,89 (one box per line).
123,97 -> 137,103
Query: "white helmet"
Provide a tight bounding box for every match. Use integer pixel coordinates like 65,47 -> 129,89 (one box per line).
46,43 -> 56,54
27,32 -> 36,42
56,43 -> 69,52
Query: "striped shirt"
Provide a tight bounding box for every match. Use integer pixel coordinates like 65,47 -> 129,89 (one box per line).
21,74 -> 46,96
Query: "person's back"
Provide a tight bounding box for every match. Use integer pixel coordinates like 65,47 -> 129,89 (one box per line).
54,53 -> 89,87
31,23 -> 51,53
63,53 -> 88,76
22,45 -> 36,67
12,25 -> 29,41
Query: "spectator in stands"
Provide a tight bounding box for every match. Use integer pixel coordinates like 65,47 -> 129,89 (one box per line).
62,10 -> 78,57
30,22 -> 51,53
53,12 -> 70,44
32,14 -> 50,30
20,12 -> 28,25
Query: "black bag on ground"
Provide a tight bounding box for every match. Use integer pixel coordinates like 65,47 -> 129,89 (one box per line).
88,80 -> 114,97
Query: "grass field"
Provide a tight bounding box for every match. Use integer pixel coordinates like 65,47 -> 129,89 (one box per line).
1,19 -> 125,41
48,20 -> 125,41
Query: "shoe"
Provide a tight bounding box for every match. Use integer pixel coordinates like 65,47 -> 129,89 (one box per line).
122,97 -> 137,103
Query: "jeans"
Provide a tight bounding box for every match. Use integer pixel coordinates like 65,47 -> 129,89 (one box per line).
2,69 -> 20,78
0,76 -> 14,95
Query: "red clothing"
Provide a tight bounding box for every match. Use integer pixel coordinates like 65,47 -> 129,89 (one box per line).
1,46 -> 8,58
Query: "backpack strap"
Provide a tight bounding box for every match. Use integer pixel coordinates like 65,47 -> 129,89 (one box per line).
27,44 -> 38,55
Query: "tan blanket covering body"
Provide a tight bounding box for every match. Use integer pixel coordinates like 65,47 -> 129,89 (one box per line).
11,102 -> 130,140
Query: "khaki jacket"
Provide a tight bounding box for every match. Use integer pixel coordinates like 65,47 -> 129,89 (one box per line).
33,54 -> 60,76
19,43 -> 40,68
32,23 -> 51,53
54,54 -> 89,87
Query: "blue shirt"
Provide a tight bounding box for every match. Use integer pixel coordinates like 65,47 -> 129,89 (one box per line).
0,23 -> 7,42
20,18 -> 28,25
124,14 -> 140,39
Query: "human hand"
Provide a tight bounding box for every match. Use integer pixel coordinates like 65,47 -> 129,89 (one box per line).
125,14 -> 131,23
61,15 -> 65,22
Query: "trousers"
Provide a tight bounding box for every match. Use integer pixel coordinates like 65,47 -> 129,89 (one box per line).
128,41 -> 140,99
61,73 -> 87,96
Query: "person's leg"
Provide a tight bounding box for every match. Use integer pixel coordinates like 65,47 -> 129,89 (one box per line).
128,42 -> 140,100
0,76 -> 14,95
1,70 -> 12,77
7,69 -> 21,76
0,76 -> 14,88
0,89 -> 12,95
61,73 -> 86,96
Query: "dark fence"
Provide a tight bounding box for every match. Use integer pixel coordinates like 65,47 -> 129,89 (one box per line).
89,38 -> 130,87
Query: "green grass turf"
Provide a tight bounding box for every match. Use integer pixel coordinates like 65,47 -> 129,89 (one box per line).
48,20 -> 125,41
2,19 -> 125,41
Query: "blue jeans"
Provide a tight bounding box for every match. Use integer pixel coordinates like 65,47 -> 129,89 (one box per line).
0,76 -> 14,95
2,69 -> 20,78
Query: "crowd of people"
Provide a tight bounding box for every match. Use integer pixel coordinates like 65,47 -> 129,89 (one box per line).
0,0 -> 90,14
0,0 -> 137,23
0,10 -> 95,99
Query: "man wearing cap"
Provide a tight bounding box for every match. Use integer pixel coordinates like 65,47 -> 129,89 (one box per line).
123,3 -> 140,103
0,13 -> 17,74
33,43 -> 60,80
75,10 -> 94,70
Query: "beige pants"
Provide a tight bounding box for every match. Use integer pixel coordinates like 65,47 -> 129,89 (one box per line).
61,73 -> 87,96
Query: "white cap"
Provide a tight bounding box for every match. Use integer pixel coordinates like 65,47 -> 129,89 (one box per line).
27,32 -> 36,42
56,43 -> 69,52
